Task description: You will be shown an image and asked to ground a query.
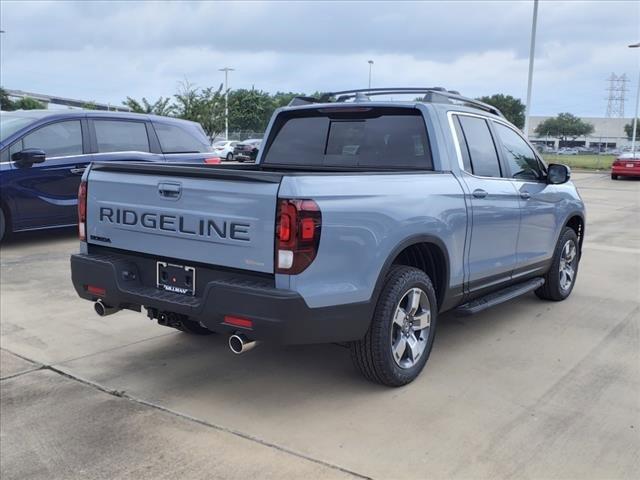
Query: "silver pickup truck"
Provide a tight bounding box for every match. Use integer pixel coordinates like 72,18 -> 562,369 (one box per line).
71,87 -> 585,386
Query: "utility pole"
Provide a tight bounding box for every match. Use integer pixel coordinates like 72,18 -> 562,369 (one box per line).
368,60 -> 374,89
219,67 -> 235,140
523,0 -> 539,138
629,43 -> 640,157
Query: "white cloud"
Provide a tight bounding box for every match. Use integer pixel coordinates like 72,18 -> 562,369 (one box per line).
1,0 -> 638,116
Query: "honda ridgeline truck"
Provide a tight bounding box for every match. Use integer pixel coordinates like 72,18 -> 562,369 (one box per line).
71,88 -> 585,386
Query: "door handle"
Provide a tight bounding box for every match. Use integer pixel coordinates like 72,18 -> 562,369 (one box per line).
520,192 -> 531,200
472,189 -> 488,199
158,182 -> 181,199
70,167 -> 86,175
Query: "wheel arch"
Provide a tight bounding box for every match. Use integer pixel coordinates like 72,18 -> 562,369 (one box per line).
564,213 -> 585,254
373,235 -> 451,312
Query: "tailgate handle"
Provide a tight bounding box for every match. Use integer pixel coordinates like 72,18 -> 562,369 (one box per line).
158,182 -> 181,199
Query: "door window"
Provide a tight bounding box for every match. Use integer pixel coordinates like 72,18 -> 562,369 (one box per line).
94,120 -> 150,153
493,123 -> 544,181
21,121 -> 83,157
154,123 -> 210,153
455,115 -> 501,177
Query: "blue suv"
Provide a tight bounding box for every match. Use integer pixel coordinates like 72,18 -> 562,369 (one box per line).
0,110 -> 214,240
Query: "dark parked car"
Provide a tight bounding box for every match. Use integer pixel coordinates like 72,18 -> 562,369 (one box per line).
233,138 -> 261,162
0,110 -> 216,240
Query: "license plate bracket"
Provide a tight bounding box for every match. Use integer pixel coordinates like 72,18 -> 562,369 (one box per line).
157,262 -> 196,296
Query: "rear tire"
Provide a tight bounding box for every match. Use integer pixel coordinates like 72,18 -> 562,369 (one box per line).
350,266 -> 438,387
177,319 -> 214,335
0,208 -> 7,242
611,174 -> 618,180
226,152 -> 233,161
536,227 -> 580,301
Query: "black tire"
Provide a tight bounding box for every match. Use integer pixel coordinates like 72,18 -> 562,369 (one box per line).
350,266 -> 438,387
226,152 -> 233,161
536,227 -> 580,301
611,174 -> 618,180
0,208 -> 7,242
177,318 -> 214,335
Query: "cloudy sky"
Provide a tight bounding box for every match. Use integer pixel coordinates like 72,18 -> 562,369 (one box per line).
1,0 -> 638,116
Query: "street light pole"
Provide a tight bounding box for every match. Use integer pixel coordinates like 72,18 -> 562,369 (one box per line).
219,67 -> 235,141
368,60 -> 374,89
629,43 -> 640,157
523,0 -> 539,137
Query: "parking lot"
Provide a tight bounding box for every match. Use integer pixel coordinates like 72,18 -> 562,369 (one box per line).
1,172 -> 638,479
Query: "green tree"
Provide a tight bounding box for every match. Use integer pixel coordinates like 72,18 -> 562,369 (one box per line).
82,101 -> 98,110
228,88 -> 273,132
173,81 -> 225,140
534,113 -> 594,141
12,96 -> 45,110
476,94 -> 526,129
123,96 -> 173,116
0,87 -> 16,111
624,119 -> 640,140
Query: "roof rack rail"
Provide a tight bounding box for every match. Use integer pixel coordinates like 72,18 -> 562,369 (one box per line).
289,87 -> 503,117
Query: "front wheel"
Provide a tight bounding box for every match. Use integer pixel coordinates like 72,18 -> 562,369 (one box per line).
226,152 -> 233,161
350,266 -> 438,387
536,227 -> 580,301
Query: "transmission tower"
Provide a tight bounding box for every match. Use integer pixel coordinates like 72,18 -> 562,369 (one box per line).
605,73 -> 629,117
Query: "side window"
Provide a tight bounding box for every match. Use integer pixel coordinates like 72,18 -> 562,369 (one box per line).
453,116 -> 473,172
22,121 -> 83,157
154,123 -> 209,153
94,120 -> 150,153
493,123 -> 544,181
456,115 -> 501,177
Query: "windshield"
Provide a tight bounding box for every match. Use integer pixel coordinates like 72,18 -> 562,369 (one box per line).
0,114 -> 36,142
213,141 -> 228,147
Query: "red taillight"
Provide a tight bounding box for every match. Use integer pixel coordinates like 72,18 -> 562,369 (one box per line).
204,157 -> 222,164
78,180 -> 87,241
86,285 -> 105,296
275,199 -> 321,274
223,315 -> 253,329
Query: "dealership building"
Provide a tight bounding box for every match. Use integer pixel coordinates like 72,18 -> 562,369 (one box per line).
526,116 -> 633,150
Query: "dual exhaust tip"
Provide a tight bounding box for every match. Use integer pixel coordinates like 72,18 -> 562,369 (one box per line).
94,301 -> 257,355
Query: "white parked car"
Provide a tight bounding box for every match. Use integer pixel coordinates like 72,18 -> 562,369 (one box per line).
211,140 -> 239,161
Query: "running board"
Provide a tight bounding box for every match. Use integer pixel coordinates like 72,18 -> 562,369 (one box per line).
455,278 -> 545,316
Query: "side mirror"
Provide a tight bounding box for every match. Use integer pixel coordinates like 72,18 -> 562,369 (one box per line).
12,148 -> 46,166
547,163 -> 571,184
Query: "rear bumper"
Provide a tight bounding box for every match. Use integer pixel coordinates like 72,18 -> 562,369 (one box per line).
70,252 -> 371,344
612,165 -> 640,177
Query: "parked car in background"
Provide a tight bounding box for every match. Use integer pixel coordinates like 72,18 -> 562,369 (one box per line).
212,140 -> 238,161
0,110 -> 216,241
233,138 -> 261,162
611,152 -> 640,180
558,148 -> 579,155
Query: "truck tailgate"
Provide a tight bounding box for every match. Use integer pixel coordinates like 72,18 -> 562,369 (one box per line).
85,164 -> 280,273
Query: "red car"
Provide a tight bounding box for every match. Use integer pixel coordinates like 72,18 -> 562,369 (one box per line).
611,153 -> 640,180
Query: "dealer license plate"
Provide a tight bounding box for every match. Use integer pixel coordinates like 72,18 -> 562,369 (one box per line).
157,262 -> 196,296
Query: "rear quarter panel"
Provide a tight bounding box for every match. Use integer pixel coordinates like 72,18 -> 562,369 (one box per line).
277,172 -> 467,308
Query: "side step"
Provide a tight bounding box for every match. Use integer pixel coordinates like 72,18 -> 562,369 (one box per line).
455,278 -> 545,316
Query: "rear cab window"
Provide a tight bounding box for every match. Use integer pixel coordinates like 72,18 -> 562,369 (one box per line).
262,107 -> 432,170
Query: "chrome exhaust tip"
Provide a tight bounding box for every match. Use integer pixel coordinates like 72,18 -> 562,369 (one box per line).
228,333 -> 258,354
94,299 -> 120,317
